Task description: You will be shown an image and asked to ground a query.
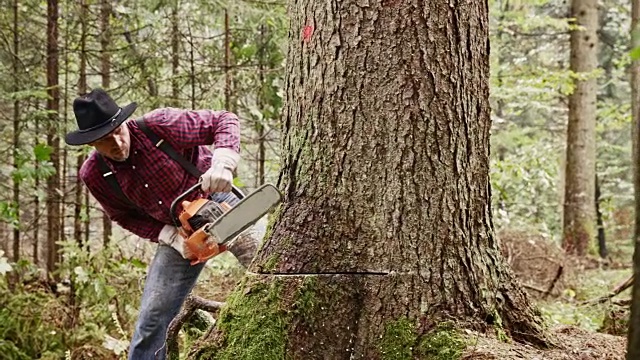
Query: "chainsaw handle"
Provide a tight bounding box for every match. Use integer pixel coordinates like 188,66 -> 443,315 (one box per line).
170,182 -> 245,227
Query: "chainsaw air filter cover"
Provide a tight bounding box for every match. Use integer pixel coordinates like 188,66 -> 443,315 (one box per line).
183,200 -> 232,232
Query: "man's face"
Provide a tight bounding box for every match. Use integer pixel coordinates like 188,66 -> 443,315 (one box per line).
90,123 -> 131,162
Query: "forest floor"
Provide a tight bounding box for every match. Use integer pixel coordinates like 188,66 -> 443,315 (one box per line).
465,229 -> 632,359
190,229 -> 633,359
461,326 -> 626,359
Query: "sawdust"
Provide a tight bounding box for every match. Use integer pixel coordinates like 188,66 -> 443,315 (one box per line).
462,326 -> 627,360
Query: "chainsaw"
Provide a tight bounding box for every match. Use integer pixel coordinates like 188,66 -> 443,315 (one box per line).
170,183 -> 282,265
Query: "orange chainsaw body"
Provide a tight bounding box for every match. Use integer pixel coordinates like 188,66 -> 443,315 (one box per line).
178,198 -> 231,265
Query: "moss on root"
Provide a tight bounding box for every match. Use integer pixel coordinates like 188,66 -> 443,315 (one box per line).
379,318 -> 466,360
200,279 -> 288,360
379,317 -> 418,360
417,322 -> 466,360
193,277 -> 469,360
192,277 -> 318,360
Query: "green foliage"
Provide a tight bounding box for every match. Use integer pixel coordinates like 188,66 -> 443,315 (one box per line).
490,124 -> 562,239
488,0 -> 635,242
0,241 -> 149,359
538,268 -> 632,332
0,282 -> 65,359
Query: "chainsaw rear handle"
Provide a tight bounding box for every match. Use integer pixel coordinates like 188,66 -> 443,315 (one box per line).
170,182 -> 244,228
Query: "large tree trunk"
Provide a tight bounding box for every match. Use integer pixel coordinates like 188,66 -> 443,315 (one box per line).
562,0 -> 598,256
46,0 -> 61,277
191,1 -> 547,359
627,0 -> 640,357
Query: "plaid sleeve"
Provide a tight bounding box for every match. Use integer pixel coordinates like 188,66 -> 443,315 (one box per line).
79,158 -> 165,241
143,108 -> 241,153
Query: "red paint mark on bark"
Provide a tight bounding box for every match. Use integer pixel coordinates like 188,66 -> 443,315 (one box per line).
302,25 -> 314,43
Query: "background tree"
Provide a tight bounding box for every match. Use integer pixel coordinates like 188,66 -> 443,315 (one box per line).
627,0 -> 640,357
45,0 -> 61,276
562,0 -> 599,256
191,1 -> 547,358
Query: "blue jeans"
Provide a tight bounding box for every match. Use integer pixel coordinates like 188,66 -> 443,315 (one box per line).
127,191 -> 240,360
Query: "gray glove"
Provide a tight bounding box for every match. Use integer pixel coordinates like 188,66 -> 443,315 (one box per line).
200,148 -> 240,193
158,224 -> 193,259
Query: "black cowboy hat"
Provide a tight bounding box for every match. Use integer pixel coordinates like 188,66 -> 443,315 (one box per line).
65,88 -> 137,145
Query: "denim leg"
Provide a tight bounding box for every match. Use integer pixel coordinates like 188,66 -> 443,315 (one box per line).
128,191 -> 242,359
128,244 -> 205,360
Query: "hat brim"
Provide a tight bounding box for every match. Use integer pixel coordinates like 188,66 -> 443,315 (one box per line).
65,102 -> 137,146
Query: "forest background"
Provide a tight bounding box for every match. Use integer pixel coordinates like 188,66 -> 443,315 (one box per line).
0,0 -> 637,358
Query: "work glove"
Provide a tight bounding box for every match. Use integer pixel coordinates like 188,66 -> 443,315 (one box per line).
158,224 -> 192,259
200,148 -> 240,193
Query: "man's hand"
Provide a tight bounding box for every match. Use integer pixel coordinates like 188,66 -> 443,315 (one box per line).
201,148 -> 240,193
158,224 -> 192,259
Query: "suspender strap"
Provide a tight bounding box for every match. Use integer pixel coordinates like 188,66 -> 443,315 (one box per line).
135,118 -> 203,178
96,155 -> 136,208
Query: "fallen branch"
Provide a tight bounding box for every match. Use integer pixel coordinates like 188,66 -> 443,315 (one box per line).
543,265 -> 563,299
582,274 -> 633,306
613,299 -> 632,307
522,283 -> 547,293
166,295 -> 225,359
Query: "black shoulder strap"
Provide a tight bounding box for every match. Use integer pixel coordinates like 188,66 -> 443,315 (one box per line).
136,118 -> 203,178
96,155 -> 137,208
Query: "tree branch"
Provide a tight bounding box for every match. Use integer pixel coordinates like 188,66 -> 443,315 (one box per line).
582,274 -> 633,305
166,295 -> 225,359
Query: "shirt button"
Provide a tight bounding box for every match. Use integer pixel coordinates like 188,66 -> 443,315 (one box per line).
158,201 -> 163,205
144,184 -> 149,188
132,165 -> 136,169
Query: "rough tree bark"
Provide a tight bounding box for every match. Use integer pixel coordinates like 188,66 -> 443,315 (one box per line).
562,0 -> 598,256
190,1 -> 547,359
627,0 -> 640,357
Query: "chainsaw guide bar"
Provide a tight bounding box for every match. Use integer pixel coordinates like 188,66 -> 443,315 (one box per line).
173,183 -> 283,266
203,183 -> 282,245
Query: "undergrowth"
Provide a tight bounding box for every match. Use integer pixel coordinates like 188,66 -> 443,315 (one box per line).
0,240 -> 243,360
0,240 -> 147,359
537,267 -> 631,332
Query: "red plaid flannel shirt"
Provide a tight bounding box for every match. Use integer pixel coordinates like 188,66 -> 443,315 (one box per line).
79,107 -> 241,241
